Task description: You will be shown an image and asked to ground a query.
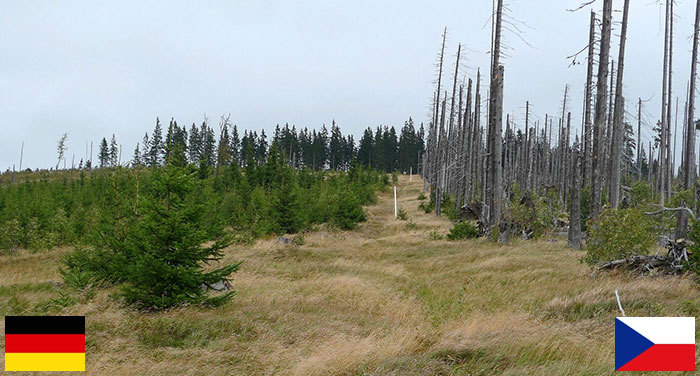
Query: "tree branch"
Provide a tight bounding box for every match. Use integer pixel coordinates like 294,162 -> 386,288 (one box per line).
644,206 -> 696,220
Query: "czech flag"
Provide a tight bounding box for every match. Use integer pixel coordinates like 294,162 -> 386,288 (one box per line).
4,316 -> 85,372
615,317 -> 695,371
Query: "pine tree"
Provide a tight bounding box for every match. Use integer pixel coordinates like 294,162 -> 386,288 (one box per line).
329,120 -> 343,170
257,130 -> 268,163
386,126 -> 399,172
343,135 -> 355,170
171,122 -> 188,167
201,123 -> 216,167
109,134 -> 119,167
141,133 -> 150,166
149,118 -> 163,167
132,143 -> 142,167
120,164 -> 240,310
98,138 -> 109,168
274,154 -> 305,233
357,127 -> 374,167
230,125 -> 240,165
217,123 -> 231,170
188,123 -> 201,164
299,128 -> 313,167
398,118 -> 417,173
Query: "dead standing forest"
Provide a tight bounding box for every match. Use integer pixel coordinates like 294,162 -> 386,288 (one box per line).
423,0 -> 700,276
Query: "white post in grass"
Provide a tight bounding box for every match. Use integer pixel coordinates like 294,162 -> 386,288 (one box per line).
394,186 -> 398,218
409,167 -> 412,181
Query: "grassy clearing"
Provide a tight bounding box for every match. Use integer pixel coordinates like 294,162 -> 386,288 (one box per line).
0,175 -> 698,375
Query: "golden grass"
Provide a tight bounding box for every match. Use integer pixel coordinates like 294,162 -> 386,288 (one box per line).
1,175 -> 699,375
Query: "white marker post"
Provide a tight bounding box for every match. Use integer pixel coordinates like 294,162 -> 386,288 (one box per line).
394,186 -> 398,218
409,167 -> 412,181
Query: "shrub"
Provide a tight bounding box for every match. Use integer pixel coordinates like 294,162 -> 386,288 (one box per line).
331,190 -> 367,230
446,221 -> 480,241
275,168 -> 307,234
405,221 -> 418,230
417,192 -> 426,201
419,200 -> 434,213
397,208 -> 408,221
628,180 -> 652,208
585,208 -> 656,264
0,219 -> 21,254
292,234 -> 305,246
427,230 -> 444,240
506,188 -> 562,239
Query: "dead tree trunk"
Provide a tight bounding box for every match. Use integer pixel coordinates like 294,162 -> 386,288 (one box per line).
583,10 -> 596,188
568,137 -> 582,250
605,61 -> 615,192
660,0 -> 671,206
591,0 -> 613,219
666,0 -> 674,199
487,0 -> 504,232
462,79 -> 473,205
471,71 -> 482,202
447,44 -> 461,196
677,0 -> 700,239
637,98 -> 642,179
609,0 -> 630,209
489,65 -> 504,231
525,101 -> 531,192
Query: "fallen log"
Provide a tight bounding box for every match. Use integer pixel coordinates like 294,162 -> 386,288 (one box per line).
596,254 -> 686,276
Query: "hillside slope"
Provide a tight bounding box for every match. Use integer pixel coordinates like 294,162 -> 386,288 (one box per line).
0,175 -> 698,375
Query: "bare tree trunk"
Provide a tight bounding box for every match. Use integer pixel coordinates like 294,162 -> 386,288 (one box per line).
471,71 -> 482,202
677,0 -> 700,239
525,101 -> 531,192
436,95 -> 447,216
544,114 -> 550,185
447,44 -> 462,196
660,0 -> 671,206
637,98 -> 642,179
609,0 -> 630,209
673,97 -> 679,177
568,137 -> 582,250
666,0 -> 674,198
487,0 -> 504,233
583,10 -> 596,189
533,119 -> 540,192
564,112 -> 572,204
489,65 -> 504,232
591,0 -> 612,219
433,28 -> 447,144
463,79 -> 473,204
649,141 -> 653,185
455,84 -> 465,210
605,61 -> 615,192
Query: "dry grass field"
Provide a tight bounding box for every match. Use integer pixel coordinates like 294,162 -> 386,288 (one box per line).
1,175 -> 699,375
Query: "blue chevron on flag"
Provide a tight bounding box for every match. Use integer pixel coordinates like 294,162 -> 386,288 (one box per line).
615,317 -> 695,371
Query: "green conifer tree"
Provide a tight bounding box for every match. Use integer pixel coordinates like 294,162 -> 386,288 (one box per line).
121,164 -> 240,310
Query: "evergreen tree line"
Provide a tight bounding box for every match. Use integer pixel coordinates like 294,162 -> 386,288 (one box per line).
0,148 -> 388,253
92,117 -> 424,173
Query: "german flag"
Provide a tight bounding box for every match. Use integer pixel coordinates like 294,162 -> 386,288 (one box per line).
4,316 -> 85,372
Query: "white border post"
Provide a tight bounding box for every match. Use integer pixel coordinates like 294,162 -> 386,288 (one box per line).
394,186 -> 398,218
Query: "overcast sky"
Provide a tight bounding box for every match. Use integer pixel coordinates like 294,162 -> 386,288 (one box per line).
0,0 -> 695,170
